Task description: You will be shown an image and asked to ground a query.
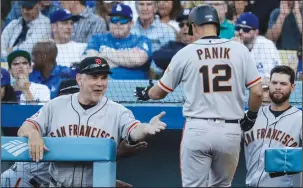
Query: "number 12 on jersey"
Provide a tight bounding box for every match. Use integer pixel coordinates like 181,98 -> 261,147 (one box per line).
199,64 -> 232,93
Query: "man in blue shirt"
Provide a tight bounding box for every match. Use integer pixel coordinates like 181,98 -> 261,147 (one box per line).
84,3 -> 152,79
153,8 -> 198,71
29,40 -> 77,99
131,1 -> 176,53
3,0 -> 61,30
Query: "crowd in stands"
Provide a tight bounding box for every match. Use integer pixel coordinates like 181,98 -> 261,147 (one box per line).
0,0 -> 302,104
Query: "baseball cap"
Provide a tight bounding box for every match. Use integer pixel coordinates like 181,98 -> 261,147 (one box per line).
20,0 -> 40,8
236,12 -> 259,29
1,68 -> 11,87
58,79 -> 79,95
50,9 -> 75,24
7,50 -> 31,68
79,57 -> 112,75
109,3 -> 133,20
176,8 -> 192,22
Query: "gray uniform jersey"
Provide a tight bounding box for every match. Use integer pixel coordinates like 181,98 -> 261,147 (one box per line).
26,93 -> 140,187
159,38 -> 261,119
244,105 -> 302,187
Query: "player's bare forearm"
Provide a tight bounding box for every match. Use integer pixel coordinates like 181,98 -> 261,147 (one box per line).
17,122 -> 41,138
149,85 -> 168,100
248,83 -> 263,112
129,123 -> 149,142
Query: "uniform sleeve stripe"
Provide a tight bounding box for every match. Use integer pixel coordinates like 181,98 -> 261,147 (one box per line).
25,119 -> 41,133
158,80 -> 173,92
127,121 -> 140,135
246,77 -> 262,88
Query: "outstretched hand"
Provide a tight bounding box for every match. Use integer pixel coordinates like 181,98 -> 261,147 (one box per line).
145,111 -> 167,135
117,139 -> 147,159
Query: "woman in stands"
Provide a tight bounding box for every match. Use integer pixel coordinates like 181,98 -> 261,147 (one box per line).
157,1 -> 182,32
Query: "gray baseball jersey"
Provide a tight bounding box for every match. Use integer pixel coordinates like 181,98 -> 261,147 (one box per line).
244,105 -> 302,187
159,37 -> 261,187
25,93 -> 140,187
159,38 -> 261,119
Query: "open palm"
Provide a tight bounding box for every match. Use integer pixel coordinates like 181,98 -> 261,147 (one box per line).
146,111 -> 167,135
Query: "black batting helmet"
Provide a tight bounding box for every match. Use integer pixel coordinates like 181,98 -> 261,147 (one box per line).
188,4 -> 220,36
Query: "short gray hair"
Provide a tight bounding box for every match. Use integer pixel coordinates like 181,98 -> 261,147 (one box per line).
135,1 -> 157,13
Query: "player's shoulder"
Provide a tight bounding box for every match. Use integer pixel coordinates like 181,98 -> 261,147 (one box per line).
106,98 -> 129,112
49,94 -> 73,105
290,106 -> 302,116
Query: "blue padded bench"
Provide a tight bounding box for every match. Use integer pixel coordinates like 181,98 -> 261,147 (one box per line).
1,137 -> 117,187
264,148 -> 302,173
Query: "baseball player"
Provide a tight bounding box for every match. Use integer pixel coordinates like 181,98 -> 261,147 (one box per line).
135,4 -> 263,187
1,79 -> 81,188
243,65 -> 302,187
16,57 -> 166,187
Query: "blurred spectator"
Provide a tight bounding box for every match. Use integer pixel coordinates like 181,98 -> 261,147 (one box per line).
60,0 -> 107,43
131,1 -> 176,52
226,1 -> 237,23
85,3 -> 152,79
95,0 -> 117,30
153,8 -> 197,72
231,1 -> 254,18
50,9 -> 86,67
297,45 -> 302,80
1,0 -> 13,30
3,0 -> 61,30
204,1 -> 235,39
1,0 -> 52,59
250,0 -> 280,36
182,1 -> 204,9
7,50 -> 50,105
266,1 -> 302,50
58,78 -> 79,96
30,40 -> 77,99
1,68 -> 18,103
234,12 -> 281,79
157,1 -> 182,32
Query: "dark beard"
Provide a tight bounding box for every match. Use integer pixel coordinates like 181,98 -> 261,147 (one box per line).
269,91 -> 291,105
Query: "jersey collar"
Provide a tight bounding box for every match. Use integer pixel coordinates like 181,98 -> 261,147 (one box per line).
201,36 -> 220,39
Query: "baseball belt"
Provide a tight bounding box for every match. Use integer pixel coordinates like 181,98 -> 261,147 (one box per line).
187,117 -> 240,124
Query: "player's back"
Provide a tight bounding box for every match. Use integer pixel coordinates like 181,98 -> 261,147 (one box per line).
174,38 -> 260,120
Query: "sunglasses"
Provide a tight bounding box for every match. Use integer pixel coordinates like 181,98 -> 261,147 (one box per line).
235,25 -> 254,33
179,22 -> 190,28
110,16 -> 130,25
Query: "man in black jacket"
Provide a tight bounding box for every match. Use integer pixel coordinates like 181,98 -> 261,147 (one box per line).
152,8 -> 198,72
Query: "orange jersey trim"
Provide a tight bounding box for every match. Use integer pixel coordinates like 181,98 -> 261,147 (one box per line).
127,121 -> 140,135
25,119 -> 40,132
246,77 -> 261,88
159,80 -> 173,92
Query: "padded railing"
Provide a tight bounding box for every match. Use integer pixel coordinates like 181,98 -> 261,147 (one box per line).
1,137 -> 116,187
